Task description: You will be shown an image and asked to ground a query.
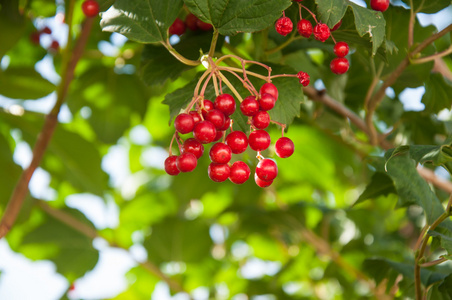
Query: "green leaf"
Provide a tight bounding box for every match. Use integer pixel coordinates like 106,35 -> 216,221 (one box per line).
430,231 -> 452,256
354,172 -> 396,205
143,216 -> 213,264
421,73 -> 452,114
0,133 -> 22,209
183,0 -> 292,35
0,67 -> 56,99
100,0 -> 184,43
400,0 -> 452,14
315,0 -> 348,28
0,0 -> 26,58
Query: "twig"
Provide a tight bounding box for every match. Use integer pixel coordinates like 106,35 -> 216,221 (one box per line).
410,46 -> 452,65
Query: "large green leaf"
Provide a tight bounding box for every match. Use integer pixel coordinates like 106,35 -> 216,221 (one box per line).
100,0 -> 184,43
422,73 -> 452,114
354,172 -> 396,205
0,67 -> 56,99
183,0 -> 292,35
400,0 -> 452,14
0,0 -> 26,58
430,231 -> 452,256
0,133 -> 22,208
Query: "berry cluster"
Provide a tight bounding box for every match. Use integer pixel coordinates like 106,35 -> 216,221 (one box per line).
275,1 -> 350,75
169,13 -> 213,36
164,56 -> 303,187
29,26 -> 60,52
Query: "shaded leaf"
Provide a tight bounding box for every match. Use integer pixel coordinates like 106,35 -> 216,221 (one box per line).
400,0 -> 452,14
430,231 -> 452,256
421,73 -> 452,114
0,67 -> 55,99
354,172 -> 396,205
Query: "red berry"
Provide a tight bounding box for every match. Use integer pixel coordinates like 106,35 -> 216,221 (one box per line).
240,96 -> 260,116
225,131 -> 248,154
330,57 -> 349,74
331,20 -> 342,31
297,19 -> 312,38
189,111 -> 202,124
275,16 -> 293,36
193,121 -> 217,144
259,83 -> 278,100
313,23 -> 330,42
256,158 -> 278,181
205,109 -> 226,129
182,138 -> 204,159
252,111 -> 270,129
81,0 -> 99,18
370,0 -> 389,12
229,161 -> 250,184
201,99 -> 214,118
214,94 -> 236,116
41,26 -> 52,34
248,130 -> 271,151
209,142 -> 232,164
169,18 -> 186,36
254,173 -> 273,188
176,152 -> 197,172
275,137 -> 294,158
297,71 -> 310,86
197,19 -> 213,31
208,163 -> 231,182
185,13 -> 199,31
334,41 -> 349,57
174,113 -> 195,134
213,130 -> 224,142
164,155 -> 180,176
49,40 -> 60,51
292,0 -> 303,2
259,93 -> 276,111
30,31 -> 41,45
218,116 -> 231,131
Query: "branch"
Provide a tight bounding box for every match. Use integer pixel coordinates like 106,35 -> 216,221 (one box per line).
0,2 -> 94,239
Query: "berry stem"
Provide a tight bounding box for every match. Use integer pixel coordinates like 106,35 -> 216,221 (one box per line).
161,41 -> 201,66
199,72 -> 213,97
241,59 -> 259,96
212,73 -> 220,96
410,46 -> 452,64
219,67 -> 258,96
270,120 -> 287,136
300,5 -> 318,24
217,71 -> 244,102
218,66 -> 268,81
168,133 -> 177,156
193,69 -> 212,98
270,74 -> 298,80
208,29 -> 219,58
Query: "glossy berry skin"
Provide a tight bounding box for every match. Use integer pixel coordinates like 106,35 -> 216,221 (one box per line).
275,17 -> 293,36
256,158 -> 278,181
240,96 -> 260,116
331,20 -> 342,31
225,131 -> 248,154
197,19 -> 213,31
334,41 -> 349,57
214,94 -> 236,116
193,121 -> 217,144
176,152 -> 197,172
252,111 -> 270,130
169,18 -> 186,36
189,111 -> 202,124
209,142 -> 232,164
229,161 -> 250,184
201,99 -> 214,117
218,117 -> 231,131
297,19 -> 312,38
81,0 -> 99,18
205,109 -> 226,129
330,57 -> 349,74
213,130 -> 224,142
275,137 -> 295,158
370,0 -> 389,12
182,138 -> 204,159
313,23 -> 330,42
297,71 -> 310,86
248,130 -> 271,151
259,83 -> 278,100
208,163 -> 231,182
254,173 -> 273,188
185,13 -> 199,31
164,156 -> 180,176
259,93 -> 276,111
174,113 -> 195,134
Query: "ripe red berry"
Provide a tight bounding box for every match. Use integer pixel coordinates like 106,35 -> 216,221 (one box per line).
256,158 -> 278,181
240,96 -> 260,116
259,83 -> 278,100
331,20 -> 342,31
169,18 -> 186,36
254,173 -> 273,188
248,130 -> 271,151
275,137 -> 295,158
330,57 -> 349,74
208,163 -> 231,182
197,19 -> 213,31
189,111 -> 202,124
214,94 -> 236,116
297,19 -> 312,38
370,0 -> 389,12
297,71 -> 310,86
313,23 -> 330,42
49,40 -> 60,51
41,26 -> 52,34
185,13 -> 199,31
209,142 -> 232,164
225,131 -> 248,154
205,109 -> 226,129
252,111 -> 270,129
229,161 -> 251,184
193,121 -> 217,144
218,116 -> 231,131
81,0 -> 99,18
30,31 -> 41,45
259,93 -> 276,111
201,99 -> 214,117
164,155 -> 180,176
334,41 -> 349,57
176,152 -> 197,172
174,113 -> 195,134
275,16 -> 293,36
213,130 -> 224,142
182,138 -> 204,159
